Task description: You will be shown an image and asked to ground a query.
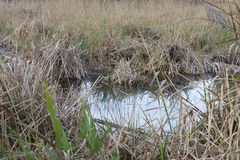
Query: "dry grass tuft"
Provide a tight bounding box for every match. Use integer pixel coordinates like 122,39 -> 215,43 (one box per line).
110,55 -> 140,85
13,20 -> 46,40
4,40 -> 86,85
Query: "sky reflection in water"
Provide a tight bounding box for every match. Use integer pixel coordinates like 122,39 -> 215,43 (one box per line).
83,73 -> 216,131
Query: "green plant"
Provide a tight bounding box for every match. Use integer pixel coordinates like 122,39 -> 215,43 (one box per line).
79,100 -> 112,158
44,80 -> 71,160
159,133 -> 169,160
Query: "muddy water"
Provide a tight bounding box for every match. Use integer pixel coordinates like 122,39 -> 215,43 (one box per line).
81,73 -> 216,131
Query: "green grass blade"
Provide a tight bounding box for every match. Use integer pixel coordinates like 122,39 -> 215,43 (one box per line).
44,80 -> 62,151
35,152 -> 45,160
23,147 -> 35,160
62,129 -> 71,159
43,146 -> 58,160
159,133 -> 169,160
79,100 -> 107,156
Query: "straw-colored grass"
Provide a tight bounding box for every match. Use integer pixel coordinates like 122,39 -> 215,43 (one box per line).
1,0 -> 240,159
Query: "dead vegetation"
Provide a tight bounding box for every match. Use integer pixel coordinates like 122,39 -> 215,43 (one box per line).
0,0 -> 240,159
1,0 -> 239,83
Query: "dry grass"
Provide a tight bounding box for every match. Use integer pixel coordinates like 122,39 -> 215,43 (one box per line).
0,0 -> 240,159
1,0 -> 237,76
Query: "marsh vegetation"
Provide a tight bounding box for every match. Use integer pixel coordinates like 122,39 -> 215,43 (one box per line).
1,0 -> 240,159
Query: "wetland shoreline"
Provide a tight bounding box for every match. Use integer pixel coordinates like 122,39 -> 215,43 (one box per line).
1,0 -> 240,159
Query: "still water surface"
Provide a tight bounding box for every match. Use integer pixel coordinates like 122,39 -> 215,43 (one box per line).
81,73 -> 216,131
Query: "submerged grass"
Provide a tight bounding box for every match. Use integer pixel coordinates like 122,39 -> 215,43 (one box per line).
0,0 -> 240,159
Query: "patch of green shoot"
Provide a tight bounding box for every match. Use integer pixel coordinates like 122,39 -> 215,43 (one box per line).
44,80 -> 71,159
159,133 -> 169,160
79,100 -> 112,158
